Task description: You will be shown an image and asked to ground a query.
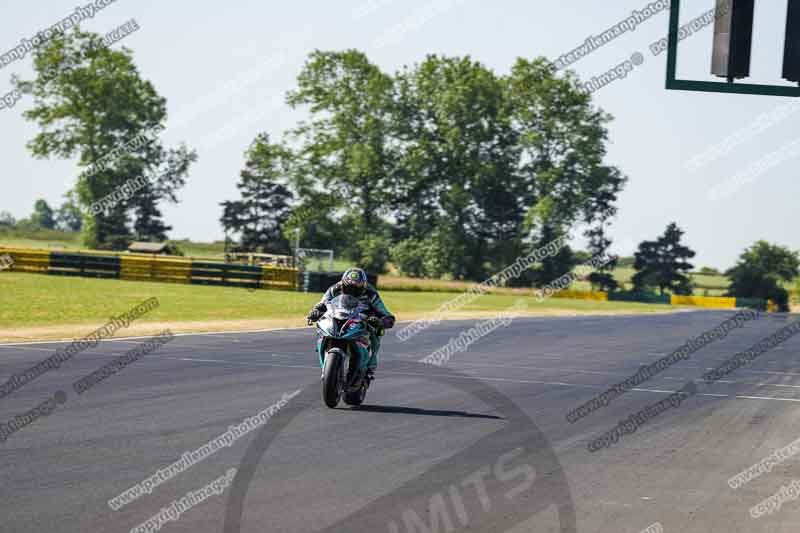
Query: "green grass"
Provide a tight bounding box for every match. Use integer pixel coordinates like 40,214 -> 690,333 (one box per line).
0,272 -> 678,332
6,232 -> 795,298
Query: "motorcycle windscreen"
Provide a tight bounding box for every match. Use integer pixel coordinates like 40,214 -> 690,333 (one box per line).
328,294 -> 362,320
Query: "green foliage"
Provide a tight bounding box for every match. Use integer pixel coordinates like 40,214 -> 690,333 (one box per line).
132,186 -> 170,242
353,234 -> 391,274
220,133 -> 293,254
632,222 -> 696,295
281,192 -> 346,253
16,28 -> 195,249
55,198 -> 83,232
390,238 -> 428,277
726,241 -> 800,312
587,272 -> 619,292
390,229 -> 462,279
278,51 -> 625,283
617,256 -> 635,268
163,243 -> 184,256
31,199 -> 56,229
0,212 -> 15,227
584,203 -> 619,292
699,266 -> 721,275
287,50 -> 395,231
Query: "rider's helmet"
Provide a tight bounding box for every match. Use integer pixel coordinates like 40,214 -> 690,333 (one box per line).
341,267 -> 368,295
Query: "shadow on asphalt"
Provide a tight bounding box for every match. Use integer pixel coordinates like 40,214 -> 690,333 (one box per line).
340,404 -> 504,420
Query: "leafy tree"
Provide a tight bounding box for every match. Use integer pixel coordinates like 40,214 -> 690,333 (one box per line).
527,223 -> 578,288
133,187 -> 171,242
506,58 -> 626,287
584,209 -> 619,292
354,234 -> 391,274
15,28 -> 195,249
699,266 -> 721,276
277,50 -> 626,282
220,133 -> 293,254
632,222 -> 696,295
617,256 -> 635,268
0,211 -> 15,227
287,50 -> 395,233
390,238 -> 428,277
726,241 -> 799,312
281,191 -> 346,253
393,55 -> 521,280
55,198 -> 83,231
30,199 -> 56,229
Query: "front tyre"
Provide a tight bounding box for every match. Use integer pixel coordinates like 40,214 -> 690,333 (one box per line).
322,350 -> 343,408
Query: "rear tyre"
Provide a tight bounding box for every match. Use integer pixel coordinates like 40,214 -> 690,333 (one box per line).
322,350 -> 343,408
344,380 -> 368,406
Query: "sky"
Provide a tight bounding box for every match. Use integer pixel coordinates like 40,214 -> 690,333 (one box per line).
0,0 -> 797,270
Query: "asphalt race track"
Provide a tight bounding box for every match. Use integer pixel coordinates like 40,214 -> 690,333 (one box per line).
1,310 -> 800,533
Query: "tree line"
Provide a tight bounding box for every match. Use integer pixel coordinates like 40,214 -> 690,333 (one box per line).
10,28 -> 798,309
219,49 -> 625,286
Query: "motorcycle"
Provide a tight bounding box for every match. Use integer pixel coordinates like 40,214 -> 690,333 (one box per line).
309,294 -> 381,408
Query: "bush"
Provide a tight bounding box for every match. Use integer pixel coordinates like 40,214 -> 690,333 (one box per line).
391,238 -> 427,277
390,231 -> 462,279
726,241 -> 799,313
354,234 -> 390,274
617,256 -> 635,268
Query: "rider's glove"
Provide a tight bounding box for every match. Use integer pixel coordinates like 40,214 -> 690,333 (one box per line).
367,316 -> 382,329
307,309 -> 323,322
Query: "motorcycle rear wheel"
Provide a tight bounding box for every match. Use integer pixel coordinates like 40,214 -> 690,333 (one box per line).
344,380 -> 368,406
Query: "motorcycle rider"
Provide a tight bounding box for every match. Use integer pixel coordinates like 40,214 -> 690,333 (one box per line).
307,268 -> 395,379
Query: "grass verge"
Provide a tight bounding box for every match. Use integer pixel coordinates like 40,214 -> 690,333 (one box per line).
0,272 -> 687,342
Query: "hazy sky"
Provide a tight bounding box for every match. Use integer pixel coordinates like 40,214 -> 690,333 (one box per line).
1,0 -> 797,270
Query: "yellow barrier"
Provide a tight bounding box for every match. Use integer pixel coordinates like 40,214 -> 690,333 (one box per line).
120,256 -> 192,284
670,295 -> 737,309
260,267 -> 298,290
0,247 -> 51,273
1,246 -> 299,291
550,290 -> 609,301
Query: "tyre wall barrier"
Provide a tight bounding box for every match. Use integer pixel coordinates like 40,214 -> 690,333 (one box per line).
0,246 -> 298,290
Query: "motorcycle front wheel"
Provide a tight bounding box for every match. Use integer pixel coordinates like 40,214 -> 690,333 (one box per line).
322,350 -> 343,408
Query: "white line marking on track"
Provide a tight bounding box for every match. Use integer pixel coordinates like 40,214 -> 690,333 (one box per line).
160,356 -> 800,404
0,345 -> 59,353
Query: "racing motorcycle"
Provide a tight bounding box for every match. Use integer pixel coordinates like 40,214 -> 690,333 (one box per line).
309,294 -> 381,408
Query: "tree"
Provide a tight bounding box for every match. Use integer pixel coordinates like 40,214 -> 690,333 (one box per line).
30,199 -> 56,229
16,28 -> 195,249
506,58 -> 626,287
392,55 -> 522,280
220,133 -> 293,254
0,212 -> 14,227
632,223 -> 696,295
726,241 -> 799,312
584,208 -> 619,292
354,233 -> 391,274
281,190 -> 346,253
287,50 -> 395,235
617,256 -> 635,268
276,49 -> 626,282
55,198 -> 83,232
133,187 -> 171,242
